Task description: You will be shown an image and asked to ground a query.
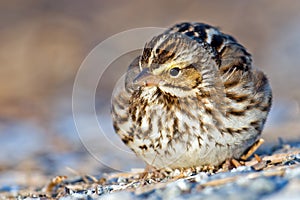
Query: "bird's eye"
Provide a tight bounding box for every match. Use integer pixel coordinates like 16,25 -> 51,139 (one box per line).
169,67 -> 180,77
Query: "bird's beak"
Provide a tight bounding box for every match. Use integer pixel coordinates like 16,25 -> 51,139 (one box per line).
133,68 -> 160,87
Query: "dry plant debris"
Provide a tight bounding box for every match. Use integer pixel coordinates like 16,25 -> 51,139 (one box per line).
1,144 -> 300,199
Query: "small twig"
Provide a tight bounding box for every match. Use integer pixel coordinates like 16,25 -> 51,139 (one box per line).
245,149 -> 300,167
254,154 -> 262,162
43,175 -> 67,194
231,158 -> 242,168
241,138 -> 265,160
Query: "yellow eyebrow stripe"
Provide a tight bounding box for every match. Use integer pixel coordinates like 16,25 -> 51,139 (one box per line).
152,63 -> 179,75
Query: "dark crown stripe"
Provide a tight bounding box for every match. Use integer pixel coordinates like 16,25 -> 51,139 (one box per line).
167,22 -> 252,71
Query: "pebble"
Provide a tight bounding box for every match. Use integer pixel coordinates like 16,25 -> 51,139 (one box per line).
171,169 -> 181,177
230,166 -> 252,173
176,179 -> 191,192
194,172 -> 209,183
117,177 -> 129,185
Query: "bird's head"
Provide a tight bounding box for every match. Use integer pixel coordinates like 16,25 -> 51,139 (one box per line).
131,33 -> 220,97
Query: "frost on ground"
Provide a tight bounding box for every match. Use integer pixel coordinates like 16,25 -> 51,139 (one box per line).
1,144 -> 300,199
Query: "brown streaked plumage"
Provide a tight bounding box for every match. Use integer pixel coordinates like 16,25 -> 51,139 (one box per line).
111,22 -> 272,169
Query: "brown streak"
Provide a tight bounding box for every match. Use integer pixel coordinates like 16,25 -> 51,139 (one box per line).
226,92 -> 249,103
227,109 -> 245,116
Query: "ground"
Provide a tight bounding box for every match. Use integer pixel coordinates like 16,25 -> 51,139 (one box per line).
1,143 -> 300,199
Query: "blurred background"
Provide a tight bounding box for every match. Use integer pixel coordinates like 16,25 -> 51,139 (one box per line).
0,0 -> 300,187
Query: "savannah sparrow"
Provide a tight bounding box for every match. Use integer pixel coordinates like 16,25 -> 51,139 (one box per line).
111,22 -> 272,169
